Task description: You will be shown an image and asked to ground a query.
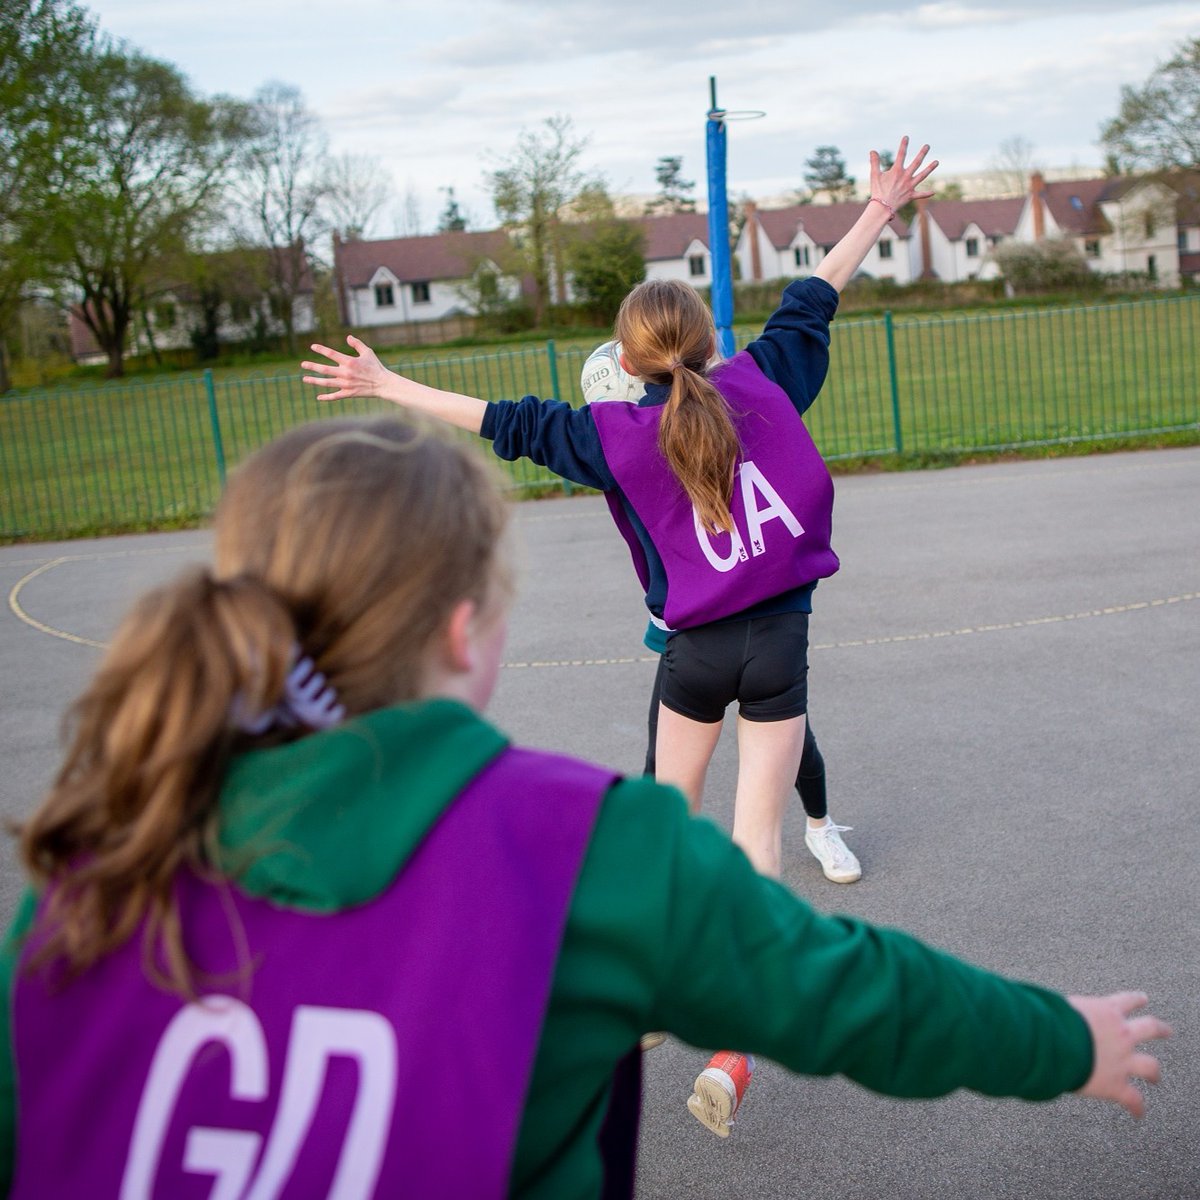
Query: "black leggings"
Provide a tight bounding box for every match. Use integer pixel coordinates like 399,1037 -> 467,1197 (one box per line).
643,653 -> 828,820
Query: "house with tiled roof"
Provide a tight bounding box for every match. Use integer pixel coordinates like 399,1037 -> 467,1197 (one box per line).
1018,173 -> 1180,285
1161,169 -> 1200,282
734,201 -> 913,285
910,197 -> 1024,282
635,212 -> 714,286
67,244 -> 315,365
333,230 -> 520,328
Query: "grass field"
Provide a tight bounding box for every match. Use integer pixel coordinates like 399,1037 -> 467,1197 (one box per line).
2,295 -> 1197,541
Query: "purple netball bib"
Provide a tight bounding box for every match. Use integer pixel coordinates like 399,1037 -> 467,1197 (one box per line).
11,748 -> 614,1200
591,352 -> 839,629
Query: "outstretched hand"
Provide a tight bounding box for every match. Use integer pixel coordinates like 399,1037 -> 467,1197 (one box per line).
1068,991 -> 1171,1118
870,136 -> 938,212
301,335 -> 393,402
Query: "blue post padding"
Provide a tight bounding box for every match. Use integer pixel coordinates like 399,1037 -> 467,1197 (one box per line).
706,115 -> 735,358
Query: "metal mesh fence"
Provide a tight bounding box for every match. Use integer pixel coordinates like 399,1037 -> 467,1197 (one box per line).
3,293 -> 1197,540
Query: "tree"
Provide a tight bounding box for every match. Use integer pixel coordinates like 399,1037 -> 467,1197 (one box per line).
487,115 -> 591,325
989,135 -> 1038,196
564,184 -> 645,319
437,187 -> 469,233
0,0 -> 98,390
230,81 -> 329,353
1101,37 -> 1200,171
31,42 -> 249,376
645,156 -> 696,215
395,185 -> 423,237
803,146 -> 855,202
322,152 -> 393,240
179,247 -> 271,362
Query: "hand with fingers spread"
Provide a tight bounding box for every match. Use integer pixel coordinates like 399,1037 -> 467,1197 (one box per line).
1068,991 -> 1172,1118
868,135 -> 939,220
301,335 -> 396,403
813,135 -> 939,293
300,335 -> 489,433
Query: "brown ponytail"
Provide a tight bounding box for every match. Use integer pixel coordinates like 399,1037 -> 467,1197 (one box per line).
21,570 -> 295,993
615,279 -> 741,532
20,416 -> 512,996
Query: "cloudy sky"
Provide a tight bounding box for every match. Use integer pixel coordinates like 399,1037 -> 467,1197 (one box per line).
91,1 -> 1199,234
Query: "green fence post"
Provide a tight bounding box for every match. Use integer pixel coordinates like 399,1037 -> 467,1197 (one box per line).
546,339 -> 573,496
204,368 -> 227,486
884,310 -> 904,455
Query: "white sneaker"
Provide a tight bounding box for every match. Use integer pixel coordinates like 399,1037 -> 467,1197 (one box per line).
804,821 -> 861,883
639,1032 -> 667,1051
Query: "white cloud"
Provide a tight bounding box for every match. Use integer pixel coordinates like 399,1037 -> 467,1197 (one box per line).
86,0 -> 1200,231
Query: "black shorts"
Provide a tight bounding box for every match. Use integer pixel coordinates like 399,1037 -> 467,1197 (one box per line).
658,611 -> 809,724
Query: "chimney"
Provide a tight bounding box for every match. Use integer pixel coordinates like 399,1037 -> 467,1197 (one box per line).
918,196 -> 934,279
1030,172 -> 1046,241
744,200 -> 763,282
331,230 -> 349,326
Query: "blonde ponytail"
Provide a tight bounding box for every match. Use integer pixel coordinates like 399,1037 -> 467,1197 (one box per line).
615,279 -> 741,532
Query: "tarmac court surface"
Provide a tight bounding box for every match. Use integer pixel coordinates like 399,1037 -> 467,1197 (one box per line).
2,447 -> 1197,1198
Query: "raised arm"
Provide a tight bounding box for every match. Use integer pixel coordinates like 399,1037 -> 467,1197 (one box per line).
814,136 -> 938,294
301,336 -> 488,435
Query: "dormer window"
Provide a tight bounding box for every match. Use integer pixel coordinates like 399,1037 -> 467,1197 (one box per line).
374,283 -> 395,308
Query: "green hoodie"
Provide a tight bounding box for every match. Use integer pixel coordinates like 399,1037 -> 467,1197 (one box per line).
0,700 -> 1092,1197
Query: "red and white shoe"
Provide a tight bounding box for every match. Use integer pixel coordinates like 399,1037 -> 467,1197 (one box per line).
687,1051 -> 754,1137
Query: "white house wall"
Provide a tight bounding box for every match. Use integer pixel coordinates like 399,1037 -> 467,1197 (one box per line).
349,269 -> 518,326
645,238 -> 712,286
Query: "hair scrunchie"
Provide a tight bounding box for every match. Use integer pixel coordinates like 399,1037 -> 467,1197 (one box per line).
231,647 -> 345,734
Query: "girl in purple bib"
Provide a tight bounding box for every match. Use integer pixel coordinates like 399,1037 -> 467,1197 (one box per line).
1,417 -> 1171,1196
302,139 -> 946,1132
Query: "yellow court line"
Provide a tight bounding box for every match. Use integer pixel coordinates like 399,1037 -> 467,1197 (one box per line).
7,552 -> 1196,665
6,544 -> 207,650
8,559 -> 107,649
501,591 -> 1199,668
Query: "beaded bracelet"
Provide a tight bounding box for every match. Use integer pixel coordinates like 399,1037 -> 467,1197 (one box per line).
869,196 -> 896,221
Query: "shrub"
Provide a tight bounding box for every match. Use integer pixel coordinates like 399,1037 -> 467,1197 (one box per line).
990,238 -> 1101,295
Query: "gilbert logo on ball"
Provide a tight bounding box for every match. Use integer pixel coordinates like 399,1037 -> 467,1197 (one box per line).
581,341 -> 646,404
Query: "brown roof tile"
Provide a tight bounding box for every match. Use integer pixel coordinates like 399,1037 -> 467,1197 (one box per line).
334,230 -> 513,287
635,212 -> 712,260
1162,169 -> 1200,226
1040,178 -> 1117,236
752,201 -> 910,249
924,197 -> 1024,241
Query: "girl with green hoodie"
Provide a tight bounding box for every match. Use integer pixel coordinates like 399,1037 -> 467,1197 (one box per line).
0,417 -> 1168,1198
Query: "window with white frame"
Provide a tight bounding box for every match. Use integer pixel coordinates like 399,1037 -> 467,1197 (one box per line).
411,281 -> 431,304
688,254 -> 706,277
374,283 -> 395,308
1178,231 -> 1188,252
1084,238 -> 1101,258
878,240 -> 893,260
965,237 -> 979,258
793,246 -> 810,268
